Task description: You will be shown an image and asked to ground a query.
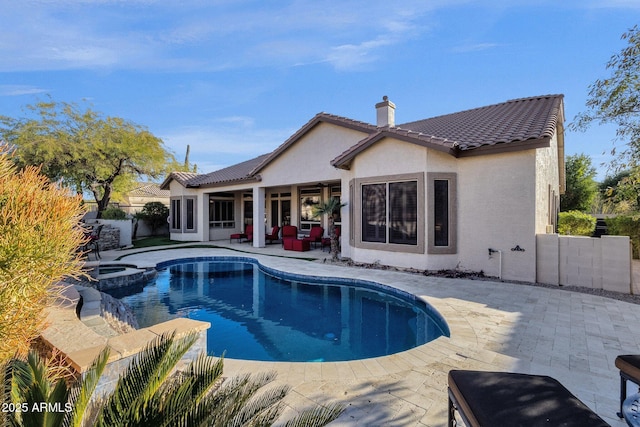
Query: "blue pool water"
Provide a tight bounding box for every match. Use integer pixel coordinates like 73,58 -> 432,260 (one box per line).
107,257 -> 449,362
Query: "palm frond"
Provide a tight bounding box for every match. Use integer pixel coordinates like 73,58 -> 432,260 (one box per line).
97,332 -> 197,426
281,403 -> 345,427
231,384 -> 289,427
64,346 -> 110,427
185,353 -> 224,403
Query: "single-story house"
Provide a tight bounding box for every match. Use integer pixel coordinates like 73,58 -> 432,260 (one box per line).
161,95 -> 565,282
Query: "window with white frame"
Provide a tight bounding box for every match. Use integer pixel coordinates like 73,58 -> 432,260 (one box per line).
209,198 -> 235,228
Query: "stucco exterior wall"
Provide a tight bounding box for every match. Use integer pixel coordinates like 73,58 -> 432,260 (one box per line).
258,123 -> 368,187
535,131 -> 561,234
457,151 -> 537,282
342,136 -> 540,282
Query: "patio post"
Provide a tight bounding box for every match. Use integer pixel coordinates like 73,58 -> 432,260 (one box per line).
253,186 -> 266,247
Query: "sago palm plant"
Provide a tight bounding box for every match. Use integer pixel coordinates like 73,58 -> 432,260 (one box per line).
3,332 -> 344,427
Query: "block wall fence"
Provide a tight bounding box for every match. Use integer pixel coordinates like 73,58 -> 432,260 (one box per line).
536,234 -> 632,293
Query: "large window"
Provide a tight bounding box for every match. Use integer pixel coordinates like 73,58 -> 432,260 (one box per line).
389,181 -> 418,245
427,173 -> 457,254
170,198 -> 181,231
209,199 -> 235,228
170,196 -> 197,233
300,187 -> 321,231
356,173 -> 424,253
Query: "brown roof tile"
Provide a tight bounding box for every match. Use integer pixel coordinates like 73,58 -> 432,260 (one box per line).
166,94 -> 564,187
128,183 -> 170,198
185,153 -> 270,187
398,94 -> 564,150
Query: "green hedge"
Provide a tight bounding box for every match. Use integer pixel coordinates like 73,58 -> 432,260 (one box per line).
606,215 -> 640,258
101,206 -> 128,220
557,211 -> 596,236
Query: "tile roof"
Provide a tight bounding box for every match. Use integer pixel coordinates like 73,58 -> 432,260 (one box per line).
167,94 -> 564,187
398,94 -> 564,150
184,153 -> 270,188
331,94 -> 564,169
128,183 -> 170,198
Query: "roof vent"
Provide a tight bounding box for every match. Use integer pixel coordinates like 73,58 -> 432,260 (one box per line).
375,96 -> 395,127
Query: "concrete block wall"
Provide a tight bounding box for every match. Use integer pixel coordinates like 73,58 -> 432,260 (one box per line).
536,234 -> 632,293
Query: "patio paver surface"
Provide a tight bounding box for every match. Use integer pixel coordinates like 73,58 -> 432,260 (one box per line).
99,244 -> 639,426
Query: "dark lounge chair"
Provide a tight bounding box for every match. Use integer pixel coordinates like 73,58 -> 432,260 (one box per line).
616,355 -> 640,419
448,370 -> 609,427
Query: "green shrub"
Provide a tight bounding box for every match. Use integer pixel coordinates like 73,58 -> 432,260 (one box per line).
139,201 -> 169,235
557,211 -> 596,236
101,206 -> 127,220
606,215 -> 640,258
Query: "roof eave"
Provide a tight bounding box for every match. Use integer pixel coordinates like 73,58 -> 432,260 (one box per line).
196,175 -> 262,189
249,113 -> 377,176
331,130 -> 458,169
457,137 -> 551,157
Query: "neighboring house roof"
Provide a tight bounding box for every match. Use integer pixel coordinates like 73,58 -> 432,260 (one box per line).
165,94 -> 564,188
128,183 -> 170,198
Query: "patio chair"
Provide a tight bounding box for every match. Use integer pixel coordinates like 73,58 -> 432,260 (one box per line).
303,226 -> 323,248
84,224 -> 103,260
322,227 -> 340,252
616,355 -> 640,418
281,225 -> 297,247
244,225 -> 254,243
265,226 -> 280,244
230,225 -> 253,243
447,370 -> 609,427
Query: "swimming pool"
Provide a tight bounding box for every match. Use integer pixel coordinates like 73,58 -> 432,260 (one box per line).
107,257 -> 449,362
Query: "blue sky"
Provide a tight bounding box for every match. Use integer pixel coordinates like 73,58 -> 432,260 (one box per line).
1,1 -> 638,180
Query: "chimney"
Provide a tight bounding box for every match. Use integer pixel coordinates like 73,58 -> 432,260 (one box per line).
375,96 -> 395,127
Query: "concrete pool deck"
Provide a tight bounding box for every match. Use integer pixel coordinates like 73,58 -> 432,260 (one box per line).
97,244 -> 640,426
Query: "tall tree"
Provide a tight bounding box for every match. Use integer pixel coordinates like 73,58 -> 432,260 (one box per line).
561,153 -> 598,212
0,99 -> 176,218
571,25 -> 640,169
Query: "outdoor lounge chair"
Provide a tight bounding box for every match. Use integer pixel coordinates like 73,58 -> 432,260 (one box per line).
616,355 -> 640,419
265,226 -> 280,244
281,225 -> 297,247
447,370 -> 609,427
229,225 -> 253,243
303,226 -> 323,248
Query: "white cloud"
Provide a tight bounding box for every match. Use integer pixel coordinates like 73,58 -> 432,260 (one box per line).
0,85 -> 49,96
0,0 -> 443,72
160,121 -> 293,173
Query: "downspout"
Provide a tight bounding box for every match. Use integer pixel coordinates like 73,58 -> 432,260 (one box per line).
488,248 -> 502,280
